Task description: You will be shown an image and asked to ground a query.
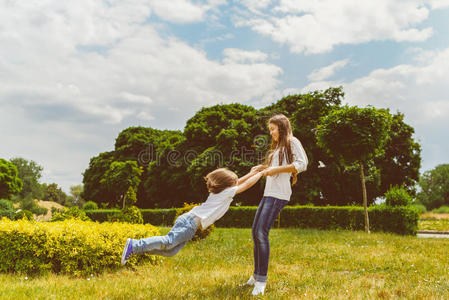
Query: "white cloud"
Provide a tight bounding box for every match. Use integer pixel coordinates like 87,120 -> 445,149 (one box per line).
302,47 -> 449,171
426,0 -> 449,9
222,48 -> 269,64
307,59 -> 350,81
0,0 -> 282,191
236,0 -> 434,54
149,0 -> 207,23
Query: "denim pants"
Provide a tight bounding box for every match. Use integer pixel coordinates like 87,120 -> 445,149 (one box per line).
131,213 -> 198,257
252,196 -> 288,282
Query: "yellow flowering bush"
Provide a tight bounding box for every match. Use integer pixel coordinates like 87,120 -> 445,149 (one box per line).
0,218 -> 160,276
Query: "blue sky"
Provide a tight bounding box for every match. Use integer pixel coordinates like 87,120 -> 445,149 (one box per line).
1,0 -> 449,193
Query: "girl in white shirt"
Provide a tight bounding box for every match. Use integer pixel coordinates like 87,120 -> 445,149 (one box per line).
121,167 -> 263,265
247,114 -> 308,296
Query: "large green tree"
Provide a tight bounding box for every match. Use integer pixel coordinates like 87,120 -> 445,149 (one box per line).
0,158 -> 23,199
100,161 -> 142,208
316,105 -> 392,232
9,157 -> 44,199
82,151 -> 116,206
42,183 -> 68,205
81,87 -> 421,209
417,164 -> 449,210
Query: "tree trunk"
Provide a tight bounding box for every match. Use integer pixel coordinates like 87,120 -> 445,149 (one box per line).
359,161 -> 370,233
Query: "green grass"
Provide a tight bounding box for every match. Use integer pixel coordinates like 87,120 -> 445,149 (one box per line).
419,220 -> 449,231
1,228 -> 449,299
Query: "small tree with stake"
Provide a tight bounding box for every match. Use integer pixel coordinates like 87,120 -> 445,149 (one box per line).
316,105 -> 391,233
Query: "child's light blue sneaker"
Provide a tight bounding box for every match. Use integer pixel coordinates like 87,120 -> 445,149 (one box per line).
121,238 -> 133,265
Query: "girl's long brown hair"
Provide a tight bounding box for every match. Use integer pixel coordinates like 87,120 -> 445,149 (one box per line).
264,114 -> 298,185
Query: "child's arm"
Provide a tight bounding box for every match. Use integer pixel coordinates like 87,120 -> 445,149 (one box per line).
237,165 -> 267,185
236,171 -> 263,194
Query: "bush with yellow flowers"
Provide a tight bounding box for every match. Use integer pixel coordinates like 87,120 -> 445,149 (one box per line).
0,218 -> 160,276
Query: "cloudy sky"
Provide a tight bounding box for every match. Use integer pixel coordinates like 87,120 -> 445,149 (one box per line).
1,0 -> 449,193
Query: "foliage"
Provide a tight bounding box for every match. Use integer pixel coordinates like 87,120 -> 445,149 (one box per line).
0,199 -> 13,211
42,183 -> 69,206
316,105 -> 392,232
123,186 -> 137,207
82,151 -> 116,206
100,161 -> 142,208
84,205 -> 418,235
82,201 -> 98,210
0,218 -> 159,275
108,206 -> 143,224
50,206 -> 91,222
174,203 -> 214,241
385,186 -> 413,207
316,105 -> 392,164
417,164 -> 449,210
14,209 -> 33,221
82,87 -> 421,208
0,158 -> 23,199
69,185 -> 84,207
9,157 -> 44,200
411,203 -> 427,214
432,205 -> 449,213
0,199 -> 14,220
374,113 -> 421,196
18,195 -> 48,216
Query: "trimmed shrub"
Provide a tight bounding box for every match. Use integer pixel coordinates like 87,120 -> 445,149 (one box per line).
84,205 -> 419,235
82,201 -> 98,210
14,209 -> 33,221
411,203 -> 427,214
385,186 -> 413,207
0,199 -> 13,211
0,199 -> 14,220
432,205 -> 449,213
51,206 -> 91,222
0,218 -> 160,275
174,203 -> 213,241
108,206 -> 143,224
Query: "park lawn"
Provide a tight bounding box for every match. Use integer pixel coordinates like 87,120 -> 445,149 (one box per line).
419,220 -> 449,231
1,228 -> 448,299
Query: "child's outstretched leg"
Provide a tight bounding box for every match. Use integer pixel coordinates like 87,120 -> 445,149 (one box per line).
121,213 -> 198,265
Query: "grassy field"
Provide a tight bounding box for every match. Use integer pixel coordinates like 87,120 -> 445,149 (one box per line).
1,227 -> 449,299
419,220 -> 449,231
419,212 -> 449,231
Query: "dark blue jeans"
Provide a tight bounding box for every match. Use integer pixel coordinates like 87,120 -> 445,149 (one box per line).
252,196 -> 288,282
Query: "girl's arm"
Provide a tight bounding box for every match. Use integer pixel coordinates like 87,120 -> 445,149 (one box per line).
261,164 -> 296,177
236,172 -> 263,194
237,165 -> 267,185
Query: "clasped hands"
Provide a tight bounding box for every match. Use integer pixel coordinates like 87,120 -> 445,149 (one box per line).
250,164 -> 277,177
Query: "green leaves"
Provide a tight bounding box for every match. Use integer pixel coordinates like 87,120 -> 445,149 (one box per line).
418,164 -> 449,210
317,105 -> 392,164
0,158 -> 23,199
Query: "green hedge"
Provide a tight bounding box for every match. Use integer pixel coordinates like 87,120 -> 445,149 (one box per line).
86,205 -> 418,235
0,218 -> 160,276
85,209 -> 177,226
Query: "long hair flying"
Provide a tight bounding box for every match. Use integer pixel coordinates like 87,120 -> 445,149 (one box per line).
264,114 -> 298,185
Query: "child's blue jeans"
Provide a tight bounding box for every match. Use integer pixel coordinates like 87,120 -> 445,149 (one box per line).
131,213 -> 198,257
252,196 -> 288,282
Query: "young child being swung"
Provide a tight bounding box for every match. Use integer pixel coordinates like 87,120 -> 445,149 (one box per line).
121,167 -> 263,265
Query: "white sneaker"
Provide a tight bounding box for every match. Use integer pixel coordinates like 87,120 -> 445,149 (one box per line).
246,275 -> 256,285
251,281 -> 266,296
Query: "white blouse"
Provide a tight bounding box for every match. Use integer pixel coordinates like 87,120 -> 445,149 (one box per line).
263,136 -> 308,201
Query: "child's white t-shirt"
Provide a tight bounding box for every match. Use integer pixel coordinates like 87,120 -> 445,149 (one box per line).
189,186 -> 238,229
